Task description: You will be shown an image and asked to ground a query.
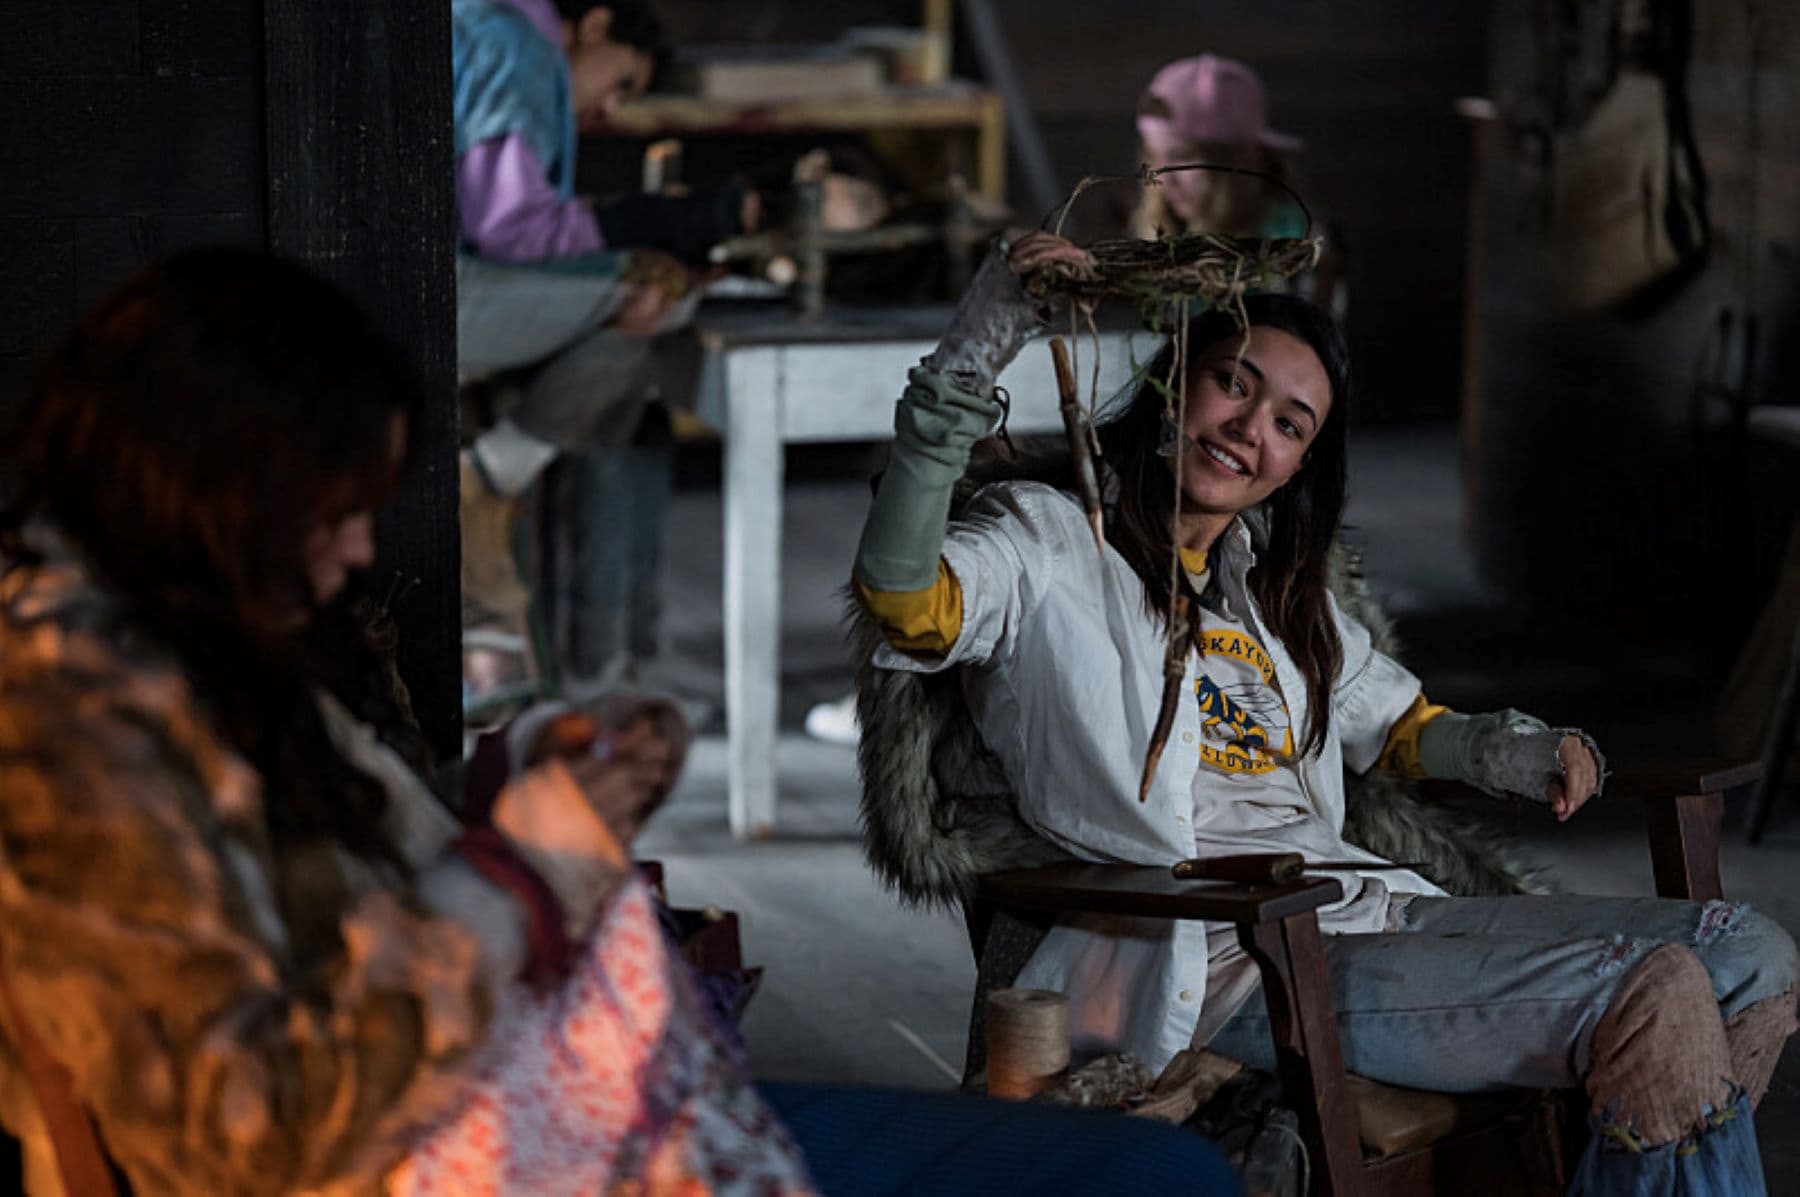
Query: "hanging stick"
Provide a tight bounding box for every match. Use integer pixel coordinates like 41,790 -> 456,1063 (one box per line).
1050,336 -> 1106,554
1139,297 -> 1197,802
1140,592 -> 1193,802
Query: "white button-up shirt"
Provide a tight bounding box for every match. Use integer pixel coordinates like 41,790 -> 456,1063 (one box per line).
874,482 -> 1443,1070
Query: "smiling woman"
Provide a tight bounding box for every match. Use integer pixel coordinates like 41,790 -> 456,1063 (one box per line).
849,232 -> 1798,1195
1096,294 -> 1351,759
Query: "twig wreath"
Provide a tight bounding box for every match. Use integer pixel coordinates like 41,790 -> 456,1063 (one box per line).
1009,162 -> 1323,801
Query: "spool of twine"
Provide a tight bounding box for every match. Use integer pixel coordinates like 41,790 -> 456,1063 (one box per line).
985,988 -> 1070,1100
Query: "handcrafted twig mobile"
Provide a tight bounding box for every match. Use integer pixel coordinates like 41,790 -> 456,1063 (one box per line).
1010,162 -> 1323,801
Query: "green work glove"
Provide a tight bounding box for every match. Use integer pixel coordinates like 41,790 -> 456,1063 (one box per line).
854,247 -> 1046,593
1417,708 -> 1607,802
854,367 -> 1001,591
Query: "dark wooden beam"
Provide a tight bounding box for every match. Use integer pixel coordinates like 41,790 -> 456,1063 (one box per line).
0,77 -> 262,218
263,0 -> 461,760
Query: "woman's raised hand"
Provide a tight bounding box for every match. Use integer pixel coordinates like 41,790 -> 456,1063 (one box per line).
1005,229 -> 1097,279
1547,735 -> 1601,823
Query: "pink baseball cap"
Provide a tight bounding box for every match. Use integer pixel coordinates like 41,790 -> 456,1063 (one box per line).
1137,54 -> 1304,159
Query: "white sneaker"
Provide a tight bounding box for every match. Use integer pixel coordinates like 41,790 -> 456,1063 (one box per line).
803,692 -> 860,746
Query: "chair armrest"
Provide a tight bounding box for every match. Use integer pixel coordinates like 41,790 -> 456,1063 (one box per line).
1422,763 -> 1755,903
978,863 -> 1343,925
1607,761 -> 1755,903
1609,760 -> 1761,799
1613,761 -> 1757,903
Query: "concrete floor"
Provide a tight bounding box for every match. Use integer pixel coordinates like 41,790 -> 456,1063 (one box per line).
635,425 -> 1800,1184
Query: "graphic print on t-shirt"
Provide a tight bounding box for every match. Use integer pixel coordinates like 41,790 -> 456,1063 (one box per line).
1194,624 -> 1294,774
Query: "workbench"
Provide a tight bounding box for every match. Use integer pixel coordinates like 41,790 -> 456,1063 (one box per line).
690,304 -> 1141,837
601,84 -> 1009,202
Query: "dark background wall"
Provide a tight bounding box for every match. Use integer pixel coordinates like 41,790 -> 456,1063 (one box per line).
0,0 -> 265,420
1474,1 -> 1800,640
5,0 -> 1790,725
0,0 -> 462,758
655,0 -> 1490,424
656,0 -> 1796,637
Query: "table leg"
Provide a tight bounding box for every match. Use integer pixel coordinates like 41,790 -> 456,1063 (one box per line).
724,347 -> 784,838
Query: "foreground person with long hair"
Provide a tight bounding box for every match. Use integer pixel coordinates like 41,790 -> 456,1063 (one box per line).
0,247 -> 1242,1196
853,232 -> 1798,1193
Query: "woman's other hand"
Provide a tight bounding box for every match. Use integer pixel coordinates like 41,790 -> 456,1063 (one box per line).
610,249 -> 690,335
609,282 -> 676,335
1416,708 -> 1606,817
491,749 -> 629,932
527,699 -> 689,846
1547,735 -> 1601,823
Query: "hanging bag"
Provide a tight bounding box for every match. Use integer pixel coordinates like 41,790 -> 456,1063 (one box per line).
1540,0 -> 1709,310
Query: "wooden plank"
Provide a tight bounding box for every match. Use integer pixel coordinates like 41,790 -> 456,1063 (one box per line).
1611,760 -> 1762,799
0,357 -> 35,469
981,865 -> 1345,924
142,0 -> 262,77
264,0 -> 461,760
0,0 -> 139,77
71,213 -> 264,310
0,78 -> 262,217
71,218 -> 153,311
600,85 -> 1003,138
0,219 -> 74,358
669,52 -> 885,104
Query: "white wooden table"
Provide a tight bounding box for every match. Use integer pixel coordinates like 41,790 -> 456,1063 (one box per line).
690,305 -> 1142,837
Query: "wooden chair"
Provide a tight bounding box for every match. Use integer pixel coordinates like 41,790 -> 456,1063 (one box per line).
968,761 -> 1757,1196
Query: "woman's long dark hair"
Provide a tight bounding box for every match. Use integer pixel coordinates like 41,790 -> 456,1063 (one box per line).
3,246 -> 426,861
1099,291 -> 1351,756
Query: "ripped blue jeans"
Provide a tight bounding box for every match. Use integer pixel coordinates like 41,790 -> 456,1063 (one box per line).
1207,896 -> 1798,1194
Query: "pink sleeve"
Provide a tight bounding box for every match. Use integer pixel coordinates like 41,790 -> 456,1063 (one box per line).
456,134 -> 605,262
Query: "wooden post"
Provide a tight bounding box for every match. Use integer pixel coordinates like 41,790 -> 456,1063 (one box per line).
1645,794 -> 1725,902
1456,97 -> 1498,549
976,89 -> 1008,205
263,0 -> 462,760
921,0 -> 953,85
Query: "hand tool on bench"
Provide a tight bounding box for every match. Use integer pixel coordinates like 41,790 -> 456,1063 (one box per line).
1171,852 -> 1426,884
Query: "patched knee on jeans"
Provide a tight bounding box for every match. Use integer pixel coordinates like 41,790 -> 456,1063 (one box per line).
1693,900 -> 1748,947
1725,988 -> 1798,1109
1593,933 -> 1647,979
1712,907 -> 1800,1015
1588,945 -> 1733,1147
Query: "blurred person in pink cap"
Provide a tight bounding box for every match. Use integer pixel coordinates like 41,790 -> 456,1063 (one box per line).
1131,54 -> 1341,308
